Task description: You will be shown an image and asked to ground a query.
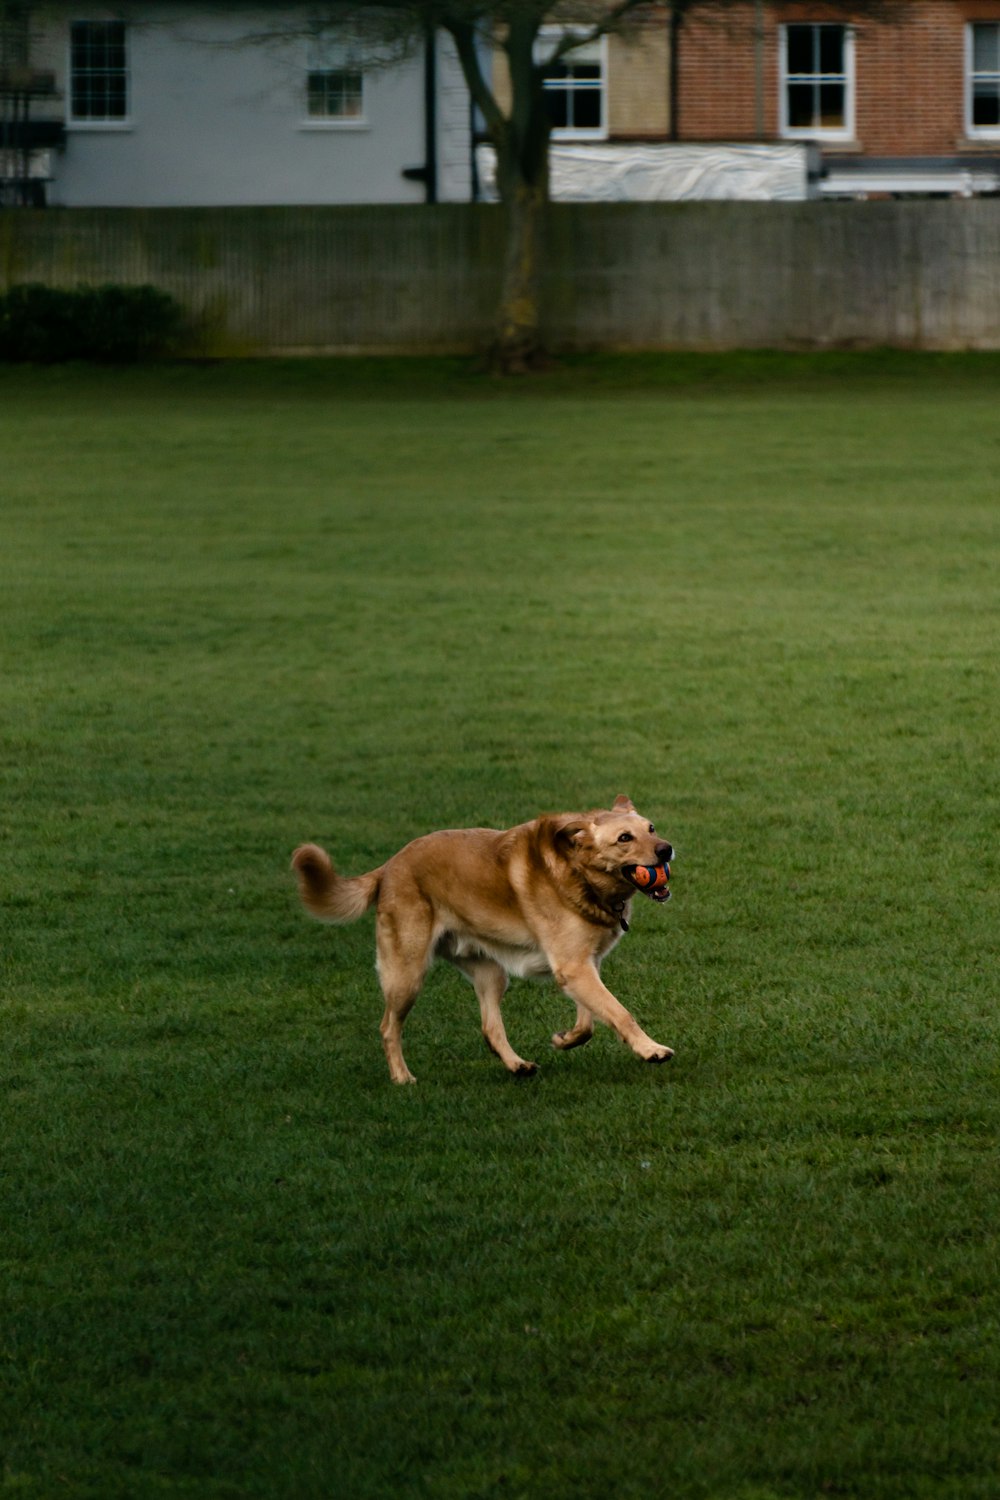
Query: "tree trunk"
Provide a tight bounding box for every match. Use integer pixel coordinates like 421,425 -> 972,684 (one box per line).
492,173 -> 547,373
446,14 -> 552,373
486,16 -> 552,373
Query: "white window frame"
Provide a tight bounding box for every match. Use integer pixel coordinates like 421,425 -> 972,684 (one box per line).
301,34 -> 367,130
966,22 -> 1000,139
537,29 -> 608,141
66,18 -> 130,130
779,22 -> 855,142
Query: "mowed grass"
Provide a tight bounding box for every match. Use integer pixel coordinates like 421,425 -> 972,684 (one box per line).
1,354 -> 998,1499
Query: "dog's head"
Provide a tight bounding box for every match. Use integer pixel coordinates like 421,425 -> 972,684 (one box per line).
549,794 -> 674,903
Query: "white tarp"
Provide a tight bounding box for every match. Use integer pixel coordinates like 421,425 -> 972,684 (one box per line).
476,142 -> 815,203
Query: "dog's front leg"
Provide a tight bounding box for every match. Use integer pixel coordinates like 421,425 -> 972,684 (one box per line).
552,961 -> 673,1064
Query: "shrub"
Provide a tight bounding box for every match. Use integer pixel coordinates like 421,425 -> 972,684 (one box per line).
0,282 -> 185,362
78,284 -> 186,361
0,284 -> 84,361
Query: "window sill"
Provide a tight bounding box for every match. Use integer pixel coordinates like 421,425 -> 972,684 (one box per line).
551,132 -> 609,144
298,119 -> 369,132
67,120 -> 132,132
781,133 -> 858,148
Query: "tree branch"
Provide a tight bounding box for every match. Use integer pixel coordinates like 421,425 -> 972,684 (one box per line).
445,16 -> 506,140
539,0 -> 654,64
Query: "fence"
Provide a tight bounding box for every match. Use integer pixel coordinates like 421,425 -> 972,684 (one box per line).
2,200 -> 1000,353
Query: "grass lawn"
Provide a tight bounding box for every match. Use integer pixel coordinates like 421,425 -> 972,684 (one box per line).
1,353 -> 998,1499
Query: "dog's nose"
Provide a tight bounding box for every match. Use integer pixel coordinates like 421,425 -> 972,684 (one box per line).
655,841 -> 673,863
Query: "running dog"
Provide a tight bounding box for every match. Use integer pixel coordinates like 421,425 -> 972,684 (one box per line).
291,795 -> 674,1083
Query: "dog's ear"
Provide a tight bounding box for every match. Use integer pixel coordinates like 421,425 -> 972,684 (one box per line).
544,814 -> 590,855
612,794 -> 636,813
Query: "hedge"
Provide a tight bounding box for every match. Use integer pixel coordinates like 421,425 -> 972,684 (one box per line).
0,283 -> 185,362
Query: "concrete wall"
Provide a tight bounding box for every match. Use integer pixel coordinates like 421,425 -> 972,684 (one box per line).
2,201 -> 1000,352
544,200 -> 1000,350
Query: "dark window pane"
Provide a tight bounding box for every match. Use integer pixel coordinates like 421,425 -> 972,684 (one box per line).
544,89 -> 568,129
573,88 -> 601,129
973,81 -> 1000,126
786,26 -> 814,75
787,83 -> 816,127
819,26 -> 844,75
819,82 -> 845,127
570,63 -> 601,81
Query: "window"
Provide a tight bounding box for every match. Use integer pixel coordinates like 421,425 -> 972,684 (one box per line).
968,23 -> 1000,135
308,69 -> 363,120
780,23 -> 853,139
69,20 -> 128,122
305,35 -> 364,124
539,33 -> 607,139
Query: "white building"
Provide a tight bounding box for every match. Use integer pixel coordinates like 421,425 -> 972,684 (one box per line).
1,3 -> 475,206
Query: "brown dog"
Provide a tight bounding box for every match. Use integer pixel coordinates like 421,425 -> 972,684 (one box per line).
291,795 -> 675,1084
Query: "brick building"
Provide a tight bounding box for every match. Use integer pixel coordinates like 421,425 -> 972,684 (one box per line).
673,0 -> 1000,194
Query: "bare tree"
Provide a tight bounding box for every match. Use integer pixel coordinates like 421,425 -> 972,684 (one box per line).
258,0 -> 661,370
445,1 -> 654,371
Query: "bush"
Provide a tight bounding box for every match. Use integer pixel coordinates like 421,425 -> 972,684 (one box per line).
0,282 -> 185,362
0,284 -> 83,361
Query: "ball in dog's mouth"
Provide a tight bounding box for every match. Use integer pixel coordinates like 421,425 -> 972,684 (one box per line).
624,863 -> 671,901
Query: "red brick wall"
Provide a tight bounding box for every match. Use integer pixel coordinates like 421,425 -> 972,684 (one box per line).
675,0 -> 1000,156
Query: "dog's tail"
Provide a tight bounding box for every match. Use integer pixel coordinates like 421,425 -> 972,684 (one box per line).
291,843 -> 381,924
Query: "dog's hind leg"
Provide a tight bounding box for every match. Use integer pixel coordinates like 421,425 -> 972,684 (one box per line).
378,991 -> 419,1085
450,955 -> 537,1077
375,904 -> 433,1085
552,1002 -> 595,1052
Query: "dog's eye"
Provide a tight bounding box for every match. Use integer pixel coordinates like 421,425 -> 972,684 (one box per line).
617,832 -> 634,843
648,824 -> 655,834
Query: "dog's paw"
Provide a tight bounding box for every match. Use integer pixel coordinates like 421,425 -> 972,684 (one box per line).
551,1028 -> 594,1052
511,1060 -> 538,1078
645,1045 -> 675,1065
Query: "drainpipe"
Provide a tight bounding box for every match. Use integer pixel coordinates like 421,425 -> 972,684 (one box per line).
669,3 -> 681,141
753,0 -> 765,140
402,24 -> 438,202
469,87 -> 480,201
423,24 -> 437,203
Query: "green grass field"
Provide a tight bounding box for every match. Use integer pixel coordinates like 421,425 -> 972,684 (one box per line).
2,354 -> 998,1499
